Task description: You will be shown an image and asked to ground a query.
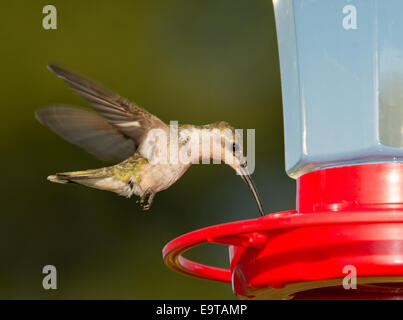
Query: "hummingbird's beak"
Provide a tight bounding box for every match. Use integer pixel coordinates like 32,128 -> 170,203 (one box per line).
238,166 -> 265,216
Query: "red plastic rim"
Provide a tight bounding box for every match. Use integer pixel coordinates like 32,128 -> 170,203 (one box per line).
163,211 -> 296,283
163,210 -> 403,281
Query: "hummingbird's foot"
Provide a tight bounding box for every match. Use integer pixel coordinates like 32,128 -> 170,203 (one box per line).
138,189 -> 156,211
137,190 -> 148,204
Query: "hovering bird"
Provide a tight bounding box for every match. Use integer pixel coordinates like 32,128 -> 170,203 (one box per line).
36,64 -> 265,215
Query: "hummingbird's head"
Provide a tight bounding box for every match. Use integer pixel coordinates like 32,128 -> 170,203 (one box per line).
201,121 -> 265,216
205,121 -> 246,167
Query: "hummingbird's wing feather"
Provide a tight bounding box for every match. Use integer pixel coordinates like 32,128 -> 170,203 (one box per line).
47,64 -> 167,146
36,106 -> 136,162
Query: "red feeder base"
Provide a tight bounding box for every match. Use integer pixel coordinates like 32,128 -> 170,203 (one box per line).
163,163 -> 403,299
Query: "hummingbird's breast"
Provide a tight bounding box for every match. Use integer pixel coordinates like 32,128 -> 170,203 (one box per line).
138,162 -> 190,193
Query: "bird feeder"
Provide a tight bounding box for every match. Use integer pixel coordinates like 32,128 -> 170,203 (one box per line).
163,0 -> 403,299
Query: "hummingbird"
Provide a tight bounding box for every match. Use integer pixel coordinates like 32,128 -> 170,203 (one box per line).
36,64 -> 265,215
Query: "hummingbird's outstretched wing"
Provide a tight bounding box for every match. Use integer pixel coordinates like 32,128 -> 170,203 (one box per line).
47,64 -> 167,147
36,105 -> 136,162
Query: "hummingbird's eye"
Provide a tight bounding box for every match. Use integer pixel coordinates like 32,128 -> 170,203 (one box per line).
232,143 -> 239,154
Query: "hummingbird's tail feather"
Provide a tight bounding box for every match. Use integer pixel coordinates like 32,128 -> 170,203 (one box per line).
47,168 -> 107,183
47,174 -> 75,184
47,167 -> 137,197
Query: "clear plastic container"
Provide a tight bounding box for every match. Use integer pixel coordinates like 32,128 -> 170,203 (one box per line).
274,0 -> 403,178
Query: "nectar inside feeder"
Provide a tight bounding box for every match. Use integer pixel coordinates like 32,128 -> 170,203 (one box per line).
163,0 -> 403,299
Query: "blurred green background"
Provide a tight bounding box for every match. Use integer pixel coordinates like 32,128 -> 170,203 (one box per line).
0,0 -> 295,299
